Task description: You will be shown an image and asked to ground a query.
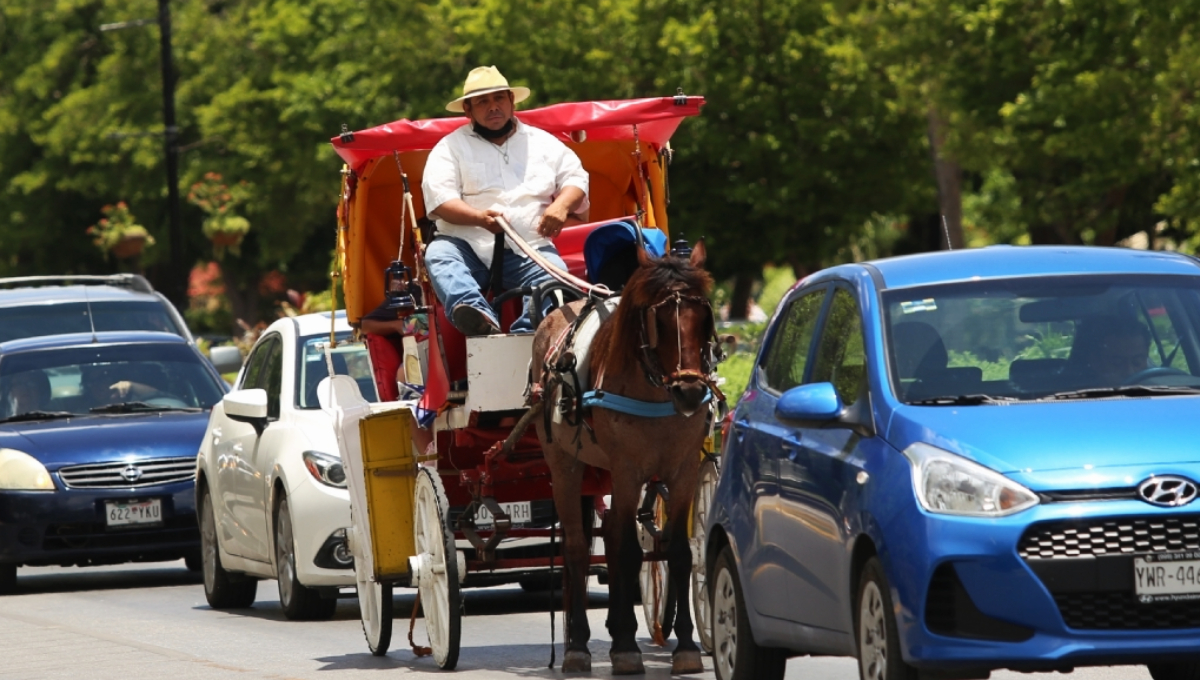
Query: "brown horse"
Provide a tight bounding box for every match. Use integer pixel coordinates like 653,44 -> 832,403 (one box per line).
532,241 -> 717,675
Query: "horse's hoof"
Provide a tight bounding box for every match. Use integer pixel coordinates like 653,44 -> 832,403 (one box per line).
671,650 -> 704,675
562,650 -> 592,673
610,650 -> 645,675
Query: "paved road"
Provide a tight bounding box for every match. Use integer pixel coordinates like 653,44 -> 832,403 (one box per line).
0,562 -> 1149,680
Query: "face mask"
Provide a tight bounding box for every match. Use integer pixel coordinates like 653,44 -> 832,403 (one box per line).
473,119 -> 514,140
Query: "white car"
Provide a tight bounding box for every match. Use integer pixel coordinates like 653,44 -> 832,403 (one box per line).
195,311 -> 379,619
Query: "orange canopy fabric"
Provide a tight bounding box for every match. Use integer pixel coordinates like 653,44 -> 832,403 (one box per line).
331,96 -> 705,173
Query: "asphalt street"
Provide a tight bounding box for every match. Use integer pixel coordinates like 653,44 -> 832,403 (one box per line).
0,562 -> 1150,680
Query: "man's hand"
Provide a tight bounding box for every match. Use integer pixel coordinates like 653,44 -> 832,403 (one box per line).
537,202 -> 571,238
478,208 -> 504,234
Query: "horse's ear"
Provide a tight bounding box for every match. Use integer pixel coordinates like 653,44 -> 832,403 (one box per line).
637,243 -> 654,268
689,239 -> 707,268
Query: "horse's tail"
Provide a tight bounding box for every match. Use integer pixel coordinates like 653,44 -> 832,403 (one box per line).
501,402 -> 544,455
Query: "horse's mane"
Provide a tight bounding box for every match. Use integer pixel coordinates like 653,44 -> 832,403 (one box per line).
593,254 -> 713,383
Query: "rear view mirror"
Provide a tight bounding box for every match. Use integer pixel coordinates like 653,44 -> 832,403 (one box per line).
224,388 -> 268,434
776,382 -> 844,424
209,345 -> 244,374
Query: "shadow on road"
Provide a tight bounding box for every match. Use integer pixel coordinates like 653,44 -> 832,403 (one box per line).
8,562 -> 202,596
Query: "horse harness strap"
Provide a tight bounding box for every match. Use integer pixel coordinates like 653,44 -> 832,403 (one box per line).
582,387 -> 713,418
638,289 -> 726,400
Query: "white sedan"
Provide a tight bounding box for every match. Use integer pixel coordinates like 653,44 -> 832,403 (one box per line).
195,311 -> 378,619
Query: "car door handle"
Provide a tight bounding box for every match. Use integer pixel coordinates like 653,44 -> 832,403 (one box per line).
732,419 -> 749,442
781,435 -> 802,461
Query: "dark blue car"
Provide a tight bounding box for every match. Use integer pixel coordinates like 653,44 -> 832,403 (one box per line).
707,246 -> 1200,680
0,331 -> 227,593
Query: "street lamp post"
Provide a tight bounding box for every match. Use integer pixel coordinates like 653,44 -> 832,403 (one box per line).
101,0 -> 186,309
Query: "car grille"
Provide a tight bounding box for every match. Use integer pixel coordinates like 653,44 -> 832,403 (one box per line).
1020,515 -> 1200,630
42,515 -> 198,553
1018,516 -> 1200,559
58,457 -> 195,489
1054,592 -> 1200,630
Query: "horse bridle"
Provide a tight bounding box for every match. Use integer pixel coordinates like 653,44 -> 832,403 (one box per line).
638,289 -> 725,398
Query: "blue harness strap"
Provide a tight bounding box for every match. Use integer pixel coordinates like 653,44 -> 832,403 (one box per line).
581,387 -> 712,418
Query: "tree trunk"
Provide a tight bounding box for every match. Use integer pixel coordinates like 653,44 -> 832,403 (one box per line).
927,106 -> 964,250
727,273 -> 754,321
220,264 -> 260,336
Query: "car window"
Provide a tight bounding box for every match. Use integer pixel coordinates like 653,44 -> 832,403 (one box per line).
239,336 -> 276,391
0,301 -> 183,342
0,343 -> 225,418
262,339 -> 284,419
761,288 -> 826,393
883,274 -> 1200,402
296,334 -> 379,409
811,287 -> 867,404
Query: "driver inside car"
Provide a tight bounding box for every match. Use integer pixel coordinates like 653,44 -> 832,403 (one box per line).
1071,316 -> 1151,385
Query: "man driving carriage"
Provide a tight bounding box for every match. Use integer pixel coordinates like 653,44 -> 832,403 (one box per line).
421,66 -> 590,336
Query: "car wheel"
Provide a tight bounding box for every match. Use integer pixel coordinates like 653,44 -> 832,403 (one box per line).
275,494 -> 337,621
711,545 -> 786,680
857,557 -> 917,680
0,564 -> 15,595
184,549 -> 202,572
200,488 -> 258,609
1148,662 -> 1200,680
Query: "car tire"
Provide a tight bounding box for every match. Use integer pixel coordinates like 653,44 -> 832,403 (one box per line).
275,494 -> 338,621
1148,662 -> 1200,680
184,549 -> 202,572
856,557 -> 917,680
200,488 -> 258,609
0,564 -> 15,595
711,545 -> 786,680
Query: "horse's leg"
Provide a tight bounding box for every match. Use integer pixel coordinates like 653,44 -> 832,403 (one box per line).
665,463 -> 703,674
605,470 -> 646,675
550,451 -> 592,672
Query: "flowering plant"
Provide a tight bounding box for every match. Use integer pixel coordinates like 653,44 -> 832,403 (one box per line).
86,202 -> 155,259
188,172 -> 252,256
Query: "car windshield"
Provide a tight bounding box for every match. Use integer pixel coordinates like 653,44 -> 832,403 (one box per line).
0,343 -> 225,420
0,301 -> 183,342
296,334 -> 379,409
883,274 -> 1200,404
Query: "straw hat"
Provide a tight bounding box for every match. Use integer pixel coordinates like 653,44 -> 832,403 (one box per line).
445,66 -> 531,113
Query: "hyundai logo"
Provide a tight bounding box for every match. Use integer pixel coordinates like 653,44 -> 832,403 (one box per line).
1138,475 -> 1198,507
120,464 -> 143,483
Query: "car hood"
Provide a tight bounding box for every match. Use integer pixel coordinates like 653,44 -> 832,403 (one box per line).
886,396 -> 1200,489
0,411 -> 210,469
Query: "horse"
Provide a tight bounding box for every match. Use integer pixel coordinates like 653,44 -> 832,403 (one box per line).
531,240 -> 717,675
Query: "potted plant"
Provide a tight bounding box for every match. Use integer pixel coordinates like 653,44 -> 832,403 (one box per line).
87,202 -> 155,260
188,172 -> 252,257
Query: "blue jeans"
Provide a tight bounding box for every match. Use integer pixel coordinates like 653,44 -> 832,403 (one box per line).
425,235 -> 568,334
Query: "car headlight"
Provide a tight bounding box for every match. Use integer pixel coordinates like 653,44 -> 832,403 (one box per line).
902,442 -> 1037,517
302,450 -> 347,489
0,448 -> 55,491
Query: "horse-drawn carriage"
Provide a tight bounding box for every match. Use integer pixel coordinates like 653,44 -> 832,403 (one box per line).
323,94 -> 722,671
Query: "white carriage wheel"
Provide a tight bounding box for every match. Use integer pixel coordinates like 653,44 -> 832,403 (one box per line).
637,485 -> 675,646
414,466 -> 461,670
355,548 -> 393,656
691,458 -> 718,654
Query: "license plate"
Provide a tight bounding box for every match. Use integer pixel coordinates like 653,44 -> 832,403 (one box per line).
474,501 -> 532,528
1134,552 -> 1200,603
105,499 -> 163,527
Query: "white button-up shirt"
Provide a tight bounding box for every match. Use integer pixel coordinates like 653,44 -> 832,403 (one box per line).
422,118 -> 590,267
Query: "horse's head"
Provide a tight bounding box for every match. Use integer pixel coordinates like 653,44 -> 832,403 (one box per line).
614,240 -> 717,416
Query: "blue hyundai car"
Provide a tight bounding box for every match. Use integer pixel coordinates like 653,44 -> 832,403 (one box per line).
707,246 -> 1200,680
0,331 -> 228,593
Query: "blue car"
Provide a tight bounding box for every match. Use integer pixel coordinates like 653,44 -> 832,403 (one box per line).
0,331 -> 228,593
707,246 -> 1200,680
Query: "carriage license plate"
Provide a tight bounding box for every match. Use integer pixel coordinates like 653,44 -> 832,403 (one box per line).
1134,552 -> 1200,603
105,499 -> 163,527
474,501 -> 532,528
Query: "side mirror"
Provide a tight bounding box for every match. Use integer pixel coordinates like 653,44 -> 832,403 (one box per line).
224,388 -> 268,434
209,345 -> 244,374
775,382 -> 844,424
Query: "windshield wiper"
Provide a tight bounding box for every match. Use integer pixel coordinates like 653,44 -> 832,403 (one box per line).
1045,385 -> 1200,400
89,402 -> 200,413
0,410 -> 77,423
908,394 -> 1020,406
